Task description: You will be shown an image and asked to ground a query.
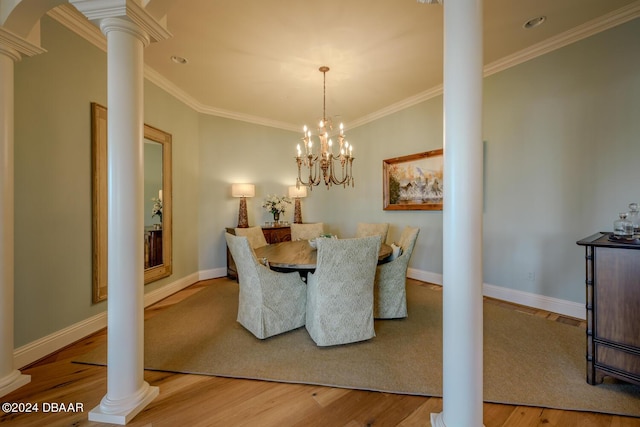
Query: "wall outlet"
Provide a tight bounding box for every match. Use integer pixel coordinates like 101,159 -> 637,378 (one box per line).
526,271 -> 536,282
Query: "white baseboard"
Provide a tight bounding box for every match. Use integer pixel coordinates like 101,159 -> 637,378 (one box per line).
198,267 -> 227,281
482,283 -> 585,320
14,310 -> 107,370
14,272 -> 201,370
14,267 -> 585,369
407,267 -> 443,286
407,268 -> 585,320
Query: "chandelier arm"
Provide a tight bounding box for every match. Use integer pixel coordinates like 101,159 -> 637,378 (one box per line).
296,161 -> 310,187
305,156 -> 322,188
297,156 -> 319,188
349,158 -> 355,187
328,155 -> 349,186
338,156 -> 354,187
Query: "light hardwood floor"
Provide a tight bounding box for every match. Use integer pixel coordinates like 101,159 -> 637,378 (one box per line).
1,278 -> 639,427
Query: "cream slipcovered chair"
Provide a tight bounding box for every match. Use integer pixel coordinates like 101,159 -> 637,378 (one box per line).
235,226 -> 268,249
225,233 -> 306,339
306,236 -> 381,346
374,226 -> 420,319
355,222 -> 390,243
291,222 -> 325,241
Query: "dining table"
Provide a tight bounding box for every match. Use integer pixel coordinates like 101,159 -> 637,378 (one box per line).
254,239 -> 392,278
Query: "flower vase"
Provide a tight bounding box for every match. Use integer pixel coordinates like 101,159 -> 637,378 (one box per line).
273,212 -> 280,225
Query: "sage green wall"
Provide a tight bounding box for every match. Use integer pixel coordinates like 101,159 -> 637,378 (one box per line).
14,16 -> 107,347
197,116 -> 299,270
13,17 -> 200,347
481,18 -> 640,302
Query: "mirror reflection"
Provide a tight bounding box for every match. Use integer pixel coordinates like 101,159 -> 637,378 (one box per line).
91,103 -> 173,303
144,139 -> 163,269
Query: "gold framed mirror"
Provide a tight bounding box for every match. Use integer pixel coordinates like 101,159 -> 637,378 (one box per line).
91,103 -> 173,303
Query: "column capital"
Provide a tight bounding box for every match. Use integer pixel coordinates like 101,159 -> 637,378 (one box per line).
0,27 -> 46,62
70,0 -> 171,43
100,17 -> 150,47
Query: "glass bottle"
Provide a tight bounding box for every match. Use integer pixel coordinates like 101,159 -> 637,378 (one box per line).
613,212 -> 634,238
627,202 -> 640,236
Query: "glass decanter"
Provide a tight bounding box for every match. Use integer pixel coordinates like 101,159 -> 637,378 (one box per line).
627,202 -> 640,236
613,212 -> 634,238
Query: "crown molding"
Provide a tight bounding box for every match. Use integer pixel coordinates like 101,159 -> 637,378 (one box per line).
483,0 -> 640,78
0,27 -> 46,59
50,1 -> 640,130
348,84 -> 444,130
196,105 -> 300,132
142,66 -> 299,131
125,0 -> 171,43
48,4 -> 106,51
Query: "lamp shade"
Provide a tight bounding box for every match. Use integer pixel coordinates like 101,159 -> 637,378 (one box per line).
231,183 -> 255,198
288,186 -> 307,198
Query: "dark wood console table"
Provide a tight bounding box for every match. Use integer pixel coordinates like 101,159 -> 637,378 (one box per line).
225,225 -> 291,279
145,228 -> 163,269
577,232 -> 640,386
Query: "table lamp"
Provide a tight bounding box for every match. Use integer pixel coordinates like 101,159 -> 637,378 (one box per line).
232,183 -> 255,228
288,186 -> 308,224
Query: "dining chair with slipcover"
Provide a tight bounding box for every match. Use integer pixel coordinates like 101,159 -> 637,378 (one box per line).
291,222 -> 325,241
305,236 -> 381,346
225,233 -> 306,339
374,226 -> 420,319
234,226 -> 268,249
355,222 -> 390,244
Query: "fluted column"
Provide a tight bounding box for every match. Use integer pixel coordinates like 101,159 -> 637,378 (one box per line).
431,0 -> 484,426
0,43 -> 30,399
87,17 -> 158,424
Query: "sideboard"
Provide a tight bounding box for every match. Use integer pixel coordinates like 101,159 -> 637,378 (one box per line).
225,225 -> 291,279
576,232 -> 640,386
145,228 -> 163,269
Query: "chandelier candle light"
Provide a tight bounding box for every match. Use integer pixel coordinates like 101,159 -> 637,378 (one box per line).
295,66 -> 354,190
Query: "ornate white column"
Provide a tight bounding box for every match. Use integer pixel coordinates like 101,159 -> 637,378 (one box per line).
69,1 -> 170,423
0,41 -> 31,400
431,0 -> 484,426
88,17 -> 157,425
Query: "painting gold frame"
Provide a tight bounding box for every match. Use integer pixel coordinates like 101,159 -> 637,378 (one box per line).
382,148 -> 443,211
91,103 -> 173,303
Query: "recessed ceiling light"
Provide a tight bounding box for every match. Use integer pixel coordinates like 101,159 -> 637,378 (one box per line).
170,55 -> 188,65
523,16 -> 546,29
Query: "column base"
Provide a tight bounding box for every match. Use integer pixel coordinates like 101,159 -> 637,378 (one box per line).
0,370 -> 31,398
89,382 -> 158,425
430,412 -> 485,427
431,412 -> 445,427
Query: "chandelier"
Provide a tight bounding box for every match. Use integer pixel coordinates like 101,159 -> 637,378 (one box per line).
295,66 -> 354,190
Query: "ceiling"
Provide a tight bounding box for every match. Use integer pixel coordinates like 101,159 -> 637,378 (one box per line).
61,0 -> 640,131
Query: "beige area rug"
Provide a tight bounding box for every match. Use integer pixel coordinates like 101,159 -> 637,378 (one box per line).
75,279 -> 640,417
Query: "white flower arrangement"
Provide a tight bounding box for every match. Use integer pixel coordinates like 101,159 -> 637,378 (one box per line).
262,194 -> 292,216
151,197 -> 163,221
